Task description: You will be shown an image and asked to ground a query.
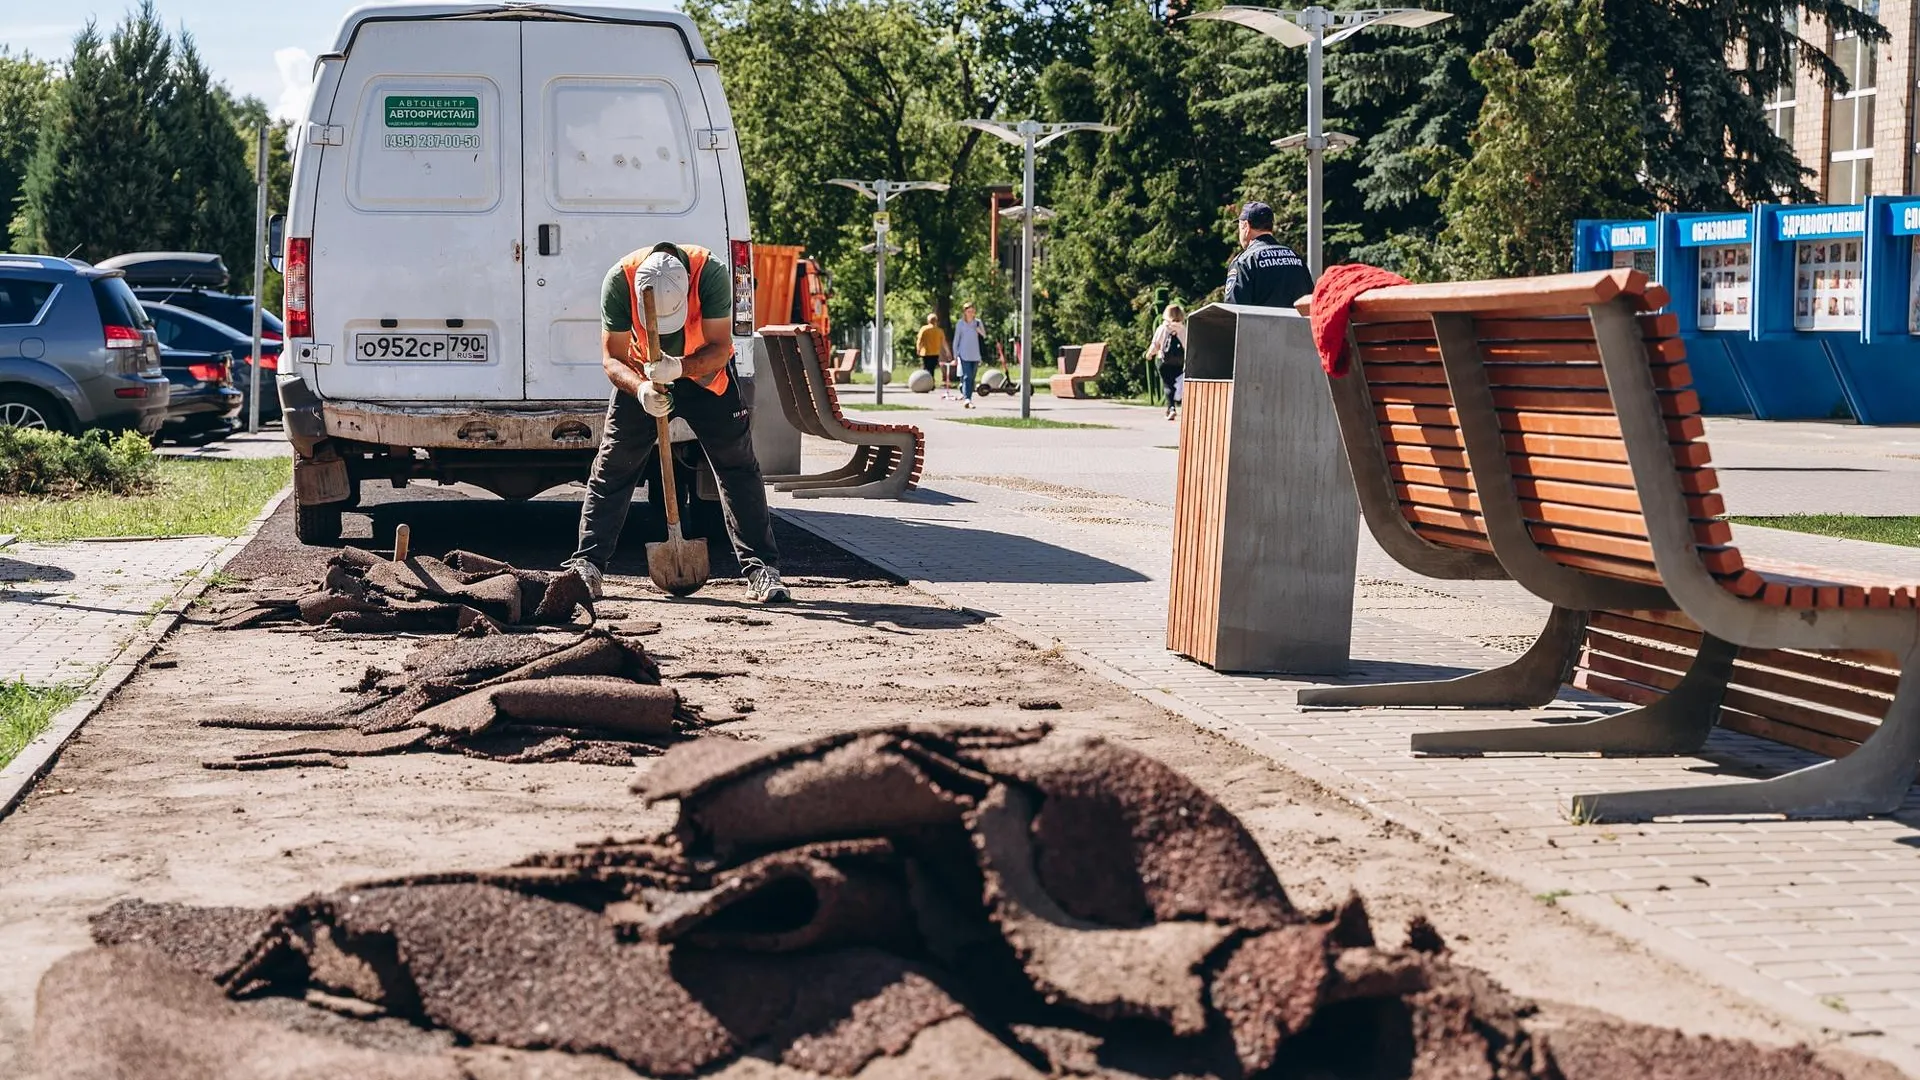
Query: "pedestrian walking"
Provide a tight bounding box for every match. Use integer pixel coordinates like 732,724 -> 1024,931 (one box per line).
1225,202 -> 1314,309
1147,302 -> 1187,421
952,303 -> 985,408
915,313 -> 948,395
563,242 -> 789,604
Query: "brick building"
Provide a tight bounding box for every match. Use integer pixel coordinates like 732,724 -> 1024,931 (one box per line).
1763,0 -> 1918,201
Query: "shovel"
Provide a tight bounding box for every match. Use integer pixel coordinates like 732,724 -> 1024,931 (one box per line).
639,286 -> 709,597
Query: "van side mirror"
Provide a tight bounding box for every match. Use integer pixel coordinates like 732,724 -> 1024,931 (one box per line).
267,214 -> 286,274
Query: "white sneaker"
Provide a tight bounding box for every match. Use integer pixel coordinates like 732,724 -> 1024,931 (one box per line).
745,565 -> 791,604
561,557 -> 604,599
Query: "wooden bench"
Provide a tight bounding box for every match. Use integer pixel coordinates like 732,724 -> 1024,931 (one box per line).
1048,342 -> 1107,398
757,325 -> 924,499
831,348 -> 858,384
1319,269 -> 1918,820
1295,289 -> 1742,753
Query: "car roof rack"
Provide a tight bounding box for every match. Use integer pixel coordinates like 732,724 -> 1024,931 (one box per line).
95,251 -> 230,289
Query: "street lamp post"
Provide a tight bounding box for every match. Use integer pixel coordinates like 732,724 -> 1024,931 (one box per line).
1185,6 -> 1451,277
827,178 -> 949,403
956,119 -> 1114,418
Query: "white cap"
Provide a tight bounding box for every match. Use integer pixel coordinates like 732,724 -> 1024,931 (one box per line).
632,250 -> 690,334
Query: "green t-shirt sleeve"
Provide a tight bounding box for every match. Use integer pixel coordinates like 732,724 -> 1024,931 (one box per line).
600,252 -> 729,351
697,258 -> 731,321
601,264 -> 632,333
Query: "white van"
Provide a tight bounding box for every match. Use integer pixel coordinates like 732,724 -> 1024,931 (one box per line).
278,2 -> 753,544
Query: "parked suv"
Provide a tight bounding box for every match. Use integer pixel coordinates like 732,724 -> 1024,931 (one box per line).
0,255 -> 168,433
96,251 -> 286,344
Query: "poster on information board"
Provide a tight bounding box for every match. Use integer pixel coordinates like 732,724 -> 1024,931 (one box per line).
1910,236 -> 1920,335
1695,245 -> 1751,331
1793,238 -> 1864,331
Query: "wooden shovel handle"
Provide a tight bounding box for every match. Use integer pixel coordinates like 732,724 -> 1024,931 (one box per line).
641,287 -> 681,530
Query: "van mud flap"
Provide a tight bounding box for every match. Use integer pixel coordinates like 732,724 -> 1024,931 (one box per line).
295,449 -> 352,506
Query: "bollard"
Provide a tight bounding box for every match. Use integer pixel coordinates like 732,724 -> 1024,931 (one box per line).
1166,303 -> 1357,674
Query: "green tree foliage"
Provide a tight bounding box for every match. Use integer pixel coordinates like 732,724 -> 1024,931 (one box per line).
1572,0 -> 1881,207
0,50 -> 57,251
14,7 -> 174,260
1035,3 -> 1296,393
160,36 -> 253,281
688,0 -> 1085,360
14,3 -> 263,284
1421,0 -> 1646,278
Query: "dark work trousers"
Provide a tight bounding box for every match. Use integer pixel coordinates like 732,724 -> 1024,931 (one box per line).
572,367 -> 780,573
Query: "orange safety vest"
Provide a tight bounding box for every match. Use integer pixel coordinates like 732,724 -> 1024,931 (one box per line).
620,244 -> 732,396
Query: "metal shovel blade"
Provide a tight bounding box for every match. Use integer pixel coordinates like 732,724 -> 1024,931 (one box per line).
646,528 -> 709,597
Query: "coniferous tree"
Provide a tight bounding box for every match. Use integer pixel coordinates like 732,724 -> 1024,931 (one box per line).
15,4 -> 174,261
164,35 -> 253,280
1422,0 -> 1647,278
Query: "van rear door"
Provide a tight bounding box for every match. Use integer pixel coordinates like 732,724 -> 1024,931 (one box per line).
520,20 -> 728,401
310,20 -> 524,402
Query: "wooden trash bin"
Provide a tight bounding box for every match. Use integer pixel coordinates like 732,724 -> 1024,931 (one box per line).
1167,304 -> 1358,673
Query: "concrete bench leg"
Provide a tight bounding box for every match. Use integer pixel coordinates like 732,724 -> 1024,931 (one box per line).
1300,606 -> 1585,708
771,448 -> 877,490
1412,633 -> 1737,756
1571,642 -> 1920,822
790,446 -> 914,499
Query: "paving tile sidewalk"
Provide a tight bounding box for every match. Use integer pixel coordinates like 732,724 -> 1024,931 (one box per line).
1,536 -> 232,687
769,398 -> 1920,1068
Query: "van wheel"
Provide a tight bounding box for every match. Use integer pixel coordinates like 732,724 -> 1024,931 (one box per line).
0,387 -> 70,434
295,502 -> 344,546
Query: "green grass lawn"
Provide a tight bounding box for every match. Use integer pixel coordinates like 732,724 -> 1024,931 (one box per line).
1727,514 -> 1920,549
946,416 -> 1117,431
0,457 -> 290,541
842,402 -> 925,411
0,679 -> 83,769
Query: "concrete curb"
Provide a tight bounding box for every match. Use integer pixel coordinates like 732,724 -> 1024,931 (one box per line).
772,504 -> 1920,1079
0,484 -> 294,821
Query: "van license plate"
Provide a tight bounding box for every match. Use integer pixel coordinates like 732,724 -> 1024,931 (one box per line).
354,333 -> 488,362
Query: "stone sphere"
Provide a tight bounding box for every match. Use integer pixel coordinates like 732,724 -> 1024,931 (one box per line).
907,369 -> 936,394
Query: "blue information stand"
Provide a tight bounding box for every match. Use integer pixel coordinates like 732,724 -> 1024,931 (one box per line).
1747,204 -> 1862,420
1846,196 -> 1920,423
1573,219 -> 1658,274
1662,211 -> 1758,415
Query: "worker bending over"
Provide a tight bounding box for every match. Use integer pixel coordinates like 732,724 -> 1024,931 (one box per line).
564,243 -> 789,604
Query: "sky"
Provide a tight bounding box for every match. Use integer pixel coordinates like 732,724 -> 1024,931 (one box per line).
0,1 -> 681,122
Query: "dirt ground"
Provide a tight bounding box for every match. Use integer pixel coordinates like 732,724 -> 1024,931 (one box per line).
0,488 -> 1904,1077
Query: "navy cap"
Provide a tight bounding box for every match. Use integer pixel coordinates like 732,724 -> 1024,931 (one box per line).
1238,202 -> 1274,229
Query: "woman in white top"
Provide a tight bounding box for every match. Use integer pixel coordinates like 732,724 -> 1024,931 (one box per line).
1146,302 -> 1187,420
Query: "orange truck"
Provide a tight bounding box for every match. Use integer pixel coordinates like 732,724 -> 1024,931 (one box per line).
752,245 -> 831,340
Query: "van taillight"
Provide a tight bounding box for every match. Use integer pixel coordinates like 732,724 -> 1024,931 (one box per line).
104,325 -> 142,349
730,239 -> 753,335
285,237 -> 311,338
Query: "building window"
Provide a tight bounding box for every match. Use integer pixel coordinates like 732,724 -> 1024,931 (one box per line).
1826,27 -> 1877,202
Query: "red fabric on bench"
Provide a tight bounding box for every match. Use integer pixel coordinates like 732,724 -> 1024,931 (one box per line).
1311,264 -> 1409,377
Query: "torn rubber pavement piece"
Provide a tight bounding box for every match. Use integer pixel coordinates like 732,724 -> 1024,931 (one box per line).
212,547 -> 594,635
62,723 -> 1853,1079
201,630 -> 705,769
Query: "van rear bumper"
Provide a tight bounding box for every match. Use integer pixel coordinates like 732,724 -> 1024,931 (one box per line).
320,400 -> 606,451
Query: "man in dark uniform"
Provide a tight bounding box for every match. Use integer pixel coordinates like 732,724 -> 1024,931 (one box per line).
1224,202 -> 1314,308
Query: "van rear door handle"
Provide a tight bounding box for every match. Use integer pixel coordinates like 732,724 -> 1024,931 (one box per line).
537,224 -> 559,256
